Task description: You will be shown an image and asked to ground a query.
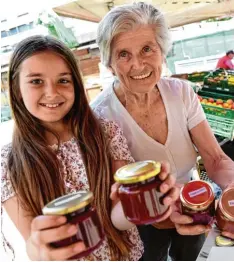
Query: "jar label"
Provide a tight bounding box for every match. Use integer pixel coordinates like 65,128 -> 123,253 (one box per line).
188,187 -> 207,198
228,200 -> 234,207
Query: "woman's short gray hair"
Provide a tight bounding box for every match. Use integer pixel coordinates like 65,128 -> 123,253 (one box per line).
97,2 -> 172,67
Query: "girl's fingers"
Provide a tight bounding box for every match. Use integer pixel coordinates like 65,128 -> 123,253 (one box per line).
40,241 -> 86,261
31,223 -> 79,246
31,215 -> 66,231
110,182 -> 120,201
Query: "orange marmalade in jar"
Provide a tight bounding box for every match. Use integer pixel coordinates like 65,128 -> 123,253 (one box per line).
216,187 -> 234,233
114,160 -> 170,225
180,180 -> 215,225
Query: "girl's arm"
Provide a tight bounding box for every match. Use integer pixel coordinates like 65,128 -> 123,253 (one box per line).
3,197 -> 85,260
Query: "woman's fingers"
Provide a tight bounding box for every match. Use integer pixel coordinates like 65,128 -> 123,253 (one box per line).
158,161 -> 170,181
162,187 -> 180,206
31,215 -> 66,231
170,210 -> 193,224
170,211 -> 211,235
222,231 -> 234,240
31,223 -> 79,246
40,241 -> 86,261
175,223 -> 211,236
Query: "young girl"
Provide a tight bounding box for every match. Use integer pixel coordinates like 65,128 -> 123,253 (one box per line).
1,35 -> 178,261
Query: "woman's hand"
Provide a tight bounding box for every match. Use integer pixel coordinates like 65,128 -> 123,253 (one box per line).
26,215 -> 86,261
154,161 -> 180,222
170,203 -> 211,235
221,231 -> 234,240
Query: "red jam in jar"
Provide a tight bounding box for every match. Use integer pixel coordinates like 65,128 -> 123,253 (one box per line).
114,160 -> 170,225
216,187 -> 234,233
42,191 -> 104,260
180,180 -> 215,225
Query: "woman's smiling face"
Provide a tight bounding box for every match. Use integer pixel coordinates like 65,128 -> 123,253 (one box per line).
110,25 -> 163,93
19,51 -> 75,126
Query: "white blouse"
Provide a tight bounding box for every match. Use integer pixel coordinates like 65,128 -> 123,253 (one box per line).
91,77 -> 206,184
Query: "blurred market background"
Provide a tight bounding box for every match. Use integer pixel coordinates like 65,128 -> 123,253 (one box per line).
1,0 -> 234,261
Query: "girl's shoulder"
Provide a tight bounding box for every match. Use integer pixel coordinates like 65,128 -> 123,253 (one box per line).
1,143 -> 12,165
97,116 -> 123,139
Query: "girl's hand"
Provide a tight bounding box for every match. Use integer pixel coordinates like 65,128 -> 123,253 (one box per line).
27,215 -> 86,260
110,182 -> 120,202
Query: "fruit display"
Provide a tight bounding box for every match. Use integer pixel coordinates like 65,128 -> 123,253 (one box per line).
203,69 -> 234,93
197,90 -> 234,140
187,71 -> 210,83
198,95 -> 234,110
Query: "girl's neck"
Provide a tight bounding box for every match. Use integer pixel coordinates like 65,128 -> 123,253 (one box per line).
44,121 -> 73,146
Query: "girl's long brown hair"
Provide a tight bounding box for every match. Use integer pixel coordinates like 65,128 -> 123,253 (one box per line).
7,35 -> 131,260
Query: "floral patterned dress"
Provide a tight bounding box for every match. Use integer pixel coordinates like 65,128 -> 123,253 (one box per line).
1,118 -> 143,261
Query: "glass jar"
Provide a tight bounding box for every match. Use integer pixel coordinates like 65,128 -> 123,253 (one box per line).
180,180 -> 215,225
42,191 -> 104,260
114,160 -> 170,225
216,187 -> 234,233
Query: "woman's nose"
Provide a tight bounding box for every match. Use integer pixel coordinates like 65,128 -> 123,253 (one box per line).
131,54 -> 144,70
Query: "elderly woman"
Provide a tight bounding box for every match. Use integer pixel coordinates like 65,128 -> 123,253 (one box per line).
91,2 -> 234,261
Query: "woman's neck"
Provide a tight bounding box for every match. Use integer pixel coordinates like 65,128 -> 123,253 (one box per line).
114,82 -> 160,109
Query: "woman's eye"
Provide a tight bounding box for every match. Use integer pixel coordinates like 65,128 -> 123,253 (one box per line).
119,51 -> 129,58
30,79 -> 42,84
59,78 -> 70,84
143,46 -> 151,53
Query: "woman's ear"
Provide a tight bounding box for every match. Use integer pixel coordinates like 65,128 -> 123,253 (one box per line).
108,66 -> 115,76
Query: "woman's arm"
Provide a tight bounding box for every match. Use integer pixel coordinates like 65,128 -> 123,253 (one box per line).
190,120 -> 234,190
170,120 -> 234,236
110,160 -> 179,230
3,197 -> 86,260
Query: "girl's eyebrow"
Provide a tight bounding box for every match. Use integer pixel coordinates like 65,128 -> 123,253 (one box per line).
26,72 -> 72,77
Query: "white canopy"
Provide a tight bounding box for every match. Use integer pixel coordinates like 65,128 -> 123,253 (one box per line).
53,0 -> 234,27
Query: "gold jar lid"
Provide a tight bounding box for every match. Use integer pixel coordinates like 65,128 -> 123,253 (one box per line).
114,160 -> 161,184
42,191 -> 93,215
219,187 -> 234,222
180,180 -> 215,211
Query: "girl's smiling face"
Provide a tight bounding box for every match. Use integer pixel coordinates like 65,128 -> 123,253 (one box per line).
19,51 -> 75,127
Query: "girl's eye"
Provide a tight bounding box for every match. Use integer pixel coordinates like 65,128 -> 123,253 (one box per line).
59,78 -> 70,84
143,46 -> 151,53
119,51 -> 129,58
30,79 -> 43,84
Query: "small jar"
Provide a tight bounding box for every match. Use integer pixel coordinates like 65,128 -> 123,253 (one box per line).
42,191 -> 104,260
216,187 -> 234,233
180,180 -> 215,225
114,160 -> 170,225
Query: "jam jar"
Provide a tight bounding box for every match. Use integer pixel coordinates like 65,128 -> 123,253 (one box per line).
42,191 -> 104,260
180,180 -> 215,225
114,160 -> 170,225
216,187 -> 234,233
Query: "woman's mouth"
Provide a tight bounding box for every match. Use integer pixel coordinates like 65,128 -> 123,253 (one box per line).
130,72 -> 152,80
